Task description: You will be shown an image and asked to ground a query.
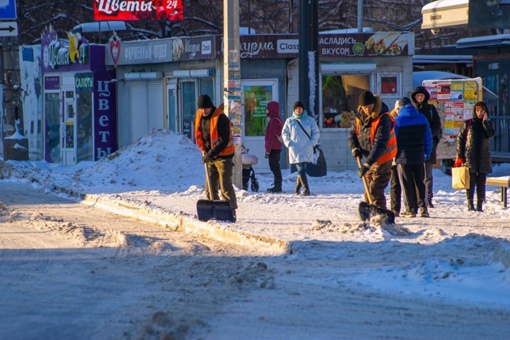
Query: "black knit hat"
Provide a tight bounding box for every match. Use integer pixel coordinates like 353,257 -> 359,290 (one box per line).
197,94 -> 213,109
358,91 -> 376,106
293,101 -> 305,110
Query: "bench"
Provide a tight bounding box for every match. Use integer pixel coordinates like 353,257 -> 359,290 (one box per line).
486,177 -> 510,208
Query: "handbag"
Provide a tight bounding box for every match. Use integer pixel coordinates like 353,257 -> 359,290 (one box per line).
308,145 -> 327,177
452,119 -> 473,190
452,166 -> 470,190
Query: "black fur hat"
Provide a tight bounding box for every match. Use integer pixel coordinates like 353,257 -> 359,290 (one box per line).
358,91 -> 376,106
197,94 -> 213,109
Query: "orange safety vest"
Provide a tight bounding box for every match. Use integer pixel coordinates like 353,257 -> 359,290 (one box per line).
195,108 -> 235,156
355,113 -> 397,165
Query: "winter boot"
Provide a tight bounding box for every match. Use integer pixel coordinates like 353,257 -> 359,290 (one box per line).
300,174 -> 310,196
466,188 -> 475,211
476,199 -> 484,212
467,199 -> 475,211
267,174 -> 282,193
476,184 -> 486,212
267,185 -> 282,193
294,176 -> 302,195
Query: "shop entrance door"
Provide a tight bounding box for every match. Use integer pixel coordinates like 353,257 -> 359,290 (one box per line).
242,79 -> 278,173
61,87 -> 77,165
166,80 -> 178,133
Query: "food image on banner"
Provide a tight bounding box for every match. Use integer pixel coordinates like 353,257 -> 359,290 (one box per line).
384,35 -> 408,55
364,32 -> 400,55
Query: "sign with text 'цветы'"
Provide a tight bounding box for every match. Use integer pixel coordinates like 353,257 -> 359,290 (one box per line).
94,0 -> 183,21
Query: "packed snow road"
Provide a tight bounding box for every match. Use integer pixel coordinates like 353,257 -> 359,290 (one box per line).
1,181 -> 509,339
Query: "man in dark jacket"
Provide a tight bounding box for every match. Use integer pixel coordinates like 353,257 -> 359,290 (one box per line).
348,91 -> 397,209
411,86 -> 442,208
195,94 -> 238,216
394,98 -> 433,218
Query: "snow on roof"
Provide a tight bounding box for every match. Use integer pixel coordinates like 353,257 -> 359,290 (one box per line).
422,0 -> 468,11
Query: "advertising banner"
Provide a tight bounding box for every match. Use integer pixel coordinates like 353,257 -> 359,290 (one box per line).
94,0 -> 183,21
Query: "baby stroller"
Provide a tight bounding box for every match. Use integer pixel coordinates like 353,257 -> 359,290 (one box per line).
242,146 -> 259,192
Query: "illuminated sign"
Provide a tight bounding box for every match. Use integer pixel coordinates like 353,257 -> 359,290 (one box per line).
94,0 -> 184,21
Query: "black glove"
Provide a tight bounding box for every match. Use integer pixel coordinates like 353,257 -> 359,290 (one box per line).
265,152 -> 270,159
202,153 -> 213,163
358,163 -> 370,178
351,148 -> 362,159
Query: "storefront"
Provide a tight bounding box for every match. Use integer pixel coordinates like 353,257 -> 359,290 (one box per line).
224,32 -> 414,172
106,36 -> 218,148
107,31 -> 413,172
41,27 -> 117,165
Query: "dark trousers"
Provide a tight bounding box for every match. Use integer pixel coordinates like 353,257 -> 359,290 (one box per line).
364,161 -> 392,209
268,149 -> 282,188
205,158 -> 238,209
424,162 -> 434,200
466,172 -> 487,202
390,165 -> 401,213
399,163 -> 426,213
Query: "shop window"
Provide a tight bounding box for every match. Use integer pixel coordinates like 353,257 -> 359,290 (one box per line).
378,73 -> 401,97
44,92 -> 60,163
243,85 -> 272,136
77,92 -> 93,162
321,74 -> 369,128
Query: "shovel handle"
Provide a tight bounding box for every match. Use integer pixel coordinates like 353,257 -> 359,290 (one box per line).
356,156 -> 374,205
204,161 -> 214,200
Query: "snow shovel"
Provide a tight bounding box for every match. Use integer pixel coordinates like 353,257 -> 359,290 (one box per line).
196,162 -> 236,222
356,156 -> 395,225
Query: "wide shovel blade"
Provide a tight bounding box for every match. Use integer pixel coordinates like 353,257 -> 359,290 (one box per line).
359,201 -> 395,225
197,162 -> 236,222
197,199 -> 236,222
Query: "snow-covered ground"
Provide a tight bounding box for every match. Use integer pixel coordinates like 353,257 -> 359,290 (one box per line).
1,129 -> 509,338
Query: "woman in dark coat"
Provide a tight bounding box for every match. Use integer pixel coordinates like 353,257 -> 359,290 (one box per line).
454,101 -> 495,212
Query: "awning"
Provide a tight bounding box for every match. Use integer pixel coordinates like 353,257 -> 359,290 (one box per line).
421,0 -> 468,30
457,34 -> 510,49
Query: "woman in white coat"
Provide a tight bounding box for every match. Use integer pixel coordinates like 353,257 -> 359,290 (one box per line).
281,101 -> 320,196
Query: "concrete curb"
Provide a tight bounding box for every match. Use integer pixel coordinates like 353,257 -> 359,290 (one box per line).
79,192 -> 291,254
1,168 -> 291,254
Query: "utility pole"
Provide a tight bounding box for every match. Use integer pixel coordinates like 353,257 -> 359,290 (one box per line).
223,0 -> 243,188
298,0 -> 319,118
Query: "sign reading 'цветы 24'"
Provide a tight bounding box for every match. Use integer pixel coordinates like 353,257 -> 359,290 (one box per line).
94,0 -> 184,21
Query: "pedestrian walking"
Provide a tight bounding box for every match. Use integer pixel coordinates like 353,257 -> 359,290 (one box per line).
348,90 -> 397,209
393,98 -> 433,218
265,101 -> 284,193
454,101 -> 495,212
411,86 -> 442,208
281,101 -> 320,196
194,94 -> 238,215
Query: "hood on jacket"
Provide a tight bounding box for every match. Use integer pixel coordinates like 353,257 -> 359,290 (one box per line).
398,104 -> 420,118
411,86 -> 430,104
266,101 -> 280,118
